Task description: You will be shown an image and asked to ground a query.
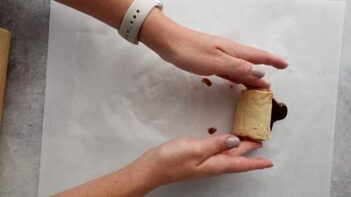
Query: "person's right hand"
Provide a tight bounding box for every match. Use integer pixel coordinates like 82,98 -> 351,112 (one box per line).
130,134 -> 272,193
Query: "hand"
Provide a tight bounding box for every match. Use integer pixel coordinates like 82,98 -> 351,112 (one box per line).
54,134 -> 272,197
133,134 -> 272,192
140,9 -> 288,89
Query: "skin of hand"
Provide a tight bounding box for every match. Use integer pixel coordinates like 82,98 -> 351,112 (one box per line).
54,134 -> 272,197
140,9 -> 288,89
57,0 -> 288,88
137,134 -> 272,185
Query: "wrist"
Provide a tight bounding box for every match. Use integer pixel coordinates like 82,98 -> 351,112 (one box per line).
117,155 -> 162,196
139,8 -> 180,59
54,156 -> 161,197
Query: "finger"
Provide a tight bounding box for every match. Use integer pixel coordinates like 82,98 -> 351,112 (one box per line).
240,76 -> 271,89
199,134 -> 241,158
216,56 -> 264,79
224,141 -> 263,156
200,154 -> 273,175
217,74 -> 270,89
227,156 -> 273,172
224,42 -> 288,69
217,74 -> 240,84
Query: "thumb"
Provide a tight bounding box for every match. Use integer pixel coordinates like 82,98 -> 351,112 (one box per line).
200,134 -> 240,157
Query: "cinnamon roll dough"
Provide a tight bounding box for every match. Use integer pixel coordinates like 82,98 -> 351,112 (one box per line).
233,90 -> 273,141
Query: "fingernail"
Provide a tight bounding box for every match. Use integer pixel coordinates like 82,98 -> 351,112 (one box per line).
226,136 -> 240,149
266,162 -> 274,168
282,59 -> 289,68
252,67 -> 265,78
266,81 -> 271,88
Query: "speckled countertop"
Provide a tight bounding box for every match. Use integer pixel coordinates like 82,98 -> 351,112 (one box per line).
0,0 -> 350,196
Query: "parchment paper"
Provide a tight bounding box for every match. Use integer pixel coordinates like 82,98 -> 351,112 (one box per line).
39,0 -> 345,196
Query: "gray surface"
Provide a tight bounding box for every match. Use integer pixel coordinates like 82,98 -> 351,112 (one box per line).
0,0 -> 50,196
331,1 -> 351,196
0,0 -> 349,196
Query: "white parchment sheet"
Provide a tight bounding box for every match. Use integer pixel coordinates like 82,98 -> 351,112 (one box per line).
39,0 -> 345,196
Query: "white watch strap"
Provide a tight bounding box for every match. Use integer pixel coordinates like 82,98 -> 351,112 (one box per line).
119,0 -> 163,44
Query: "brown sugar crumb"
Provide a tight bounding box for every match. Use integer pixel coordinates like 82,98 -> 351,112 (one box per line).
201,78 -> 212,87
208,127 -> 217,135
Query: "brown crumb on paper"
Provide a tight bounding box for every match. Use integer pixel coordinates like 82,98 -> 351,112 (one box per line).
201,78 -> 212,87
208,127 -> 217,135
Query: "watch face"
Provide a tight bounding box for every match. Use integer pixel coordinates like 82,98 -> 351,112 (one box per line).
153,0 -> 162,5
153,0 -> 163,8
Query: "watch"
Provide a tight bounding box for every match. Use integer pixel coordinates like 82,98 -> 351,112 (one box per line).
118,0 -> 163,44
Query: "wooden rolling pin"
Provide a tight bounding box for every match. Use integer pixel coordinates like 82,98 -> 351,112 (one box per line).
0,28 -> 11,124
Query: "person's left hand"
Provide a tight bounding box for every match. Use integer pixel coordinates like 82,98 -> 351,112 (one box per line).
140,9 -> 288,89
127,134 -> 272,195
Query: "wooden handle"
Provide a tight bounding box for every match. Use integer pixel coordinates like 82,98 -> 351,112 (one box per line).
0,28 -> 11,124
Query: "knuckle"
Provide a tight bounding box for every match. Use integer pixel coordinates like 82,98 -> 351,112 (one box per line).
212,138 -> 224,153
233,158 -> 242,166
192,144 -> 205,157
213,61 -> 225,75
221,40 -> 240,57
176,137 -> 198,151
230,46 -> 240,57
236,60 -> 251,74
175,138 -> 190,148
178,137 -> 196,144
